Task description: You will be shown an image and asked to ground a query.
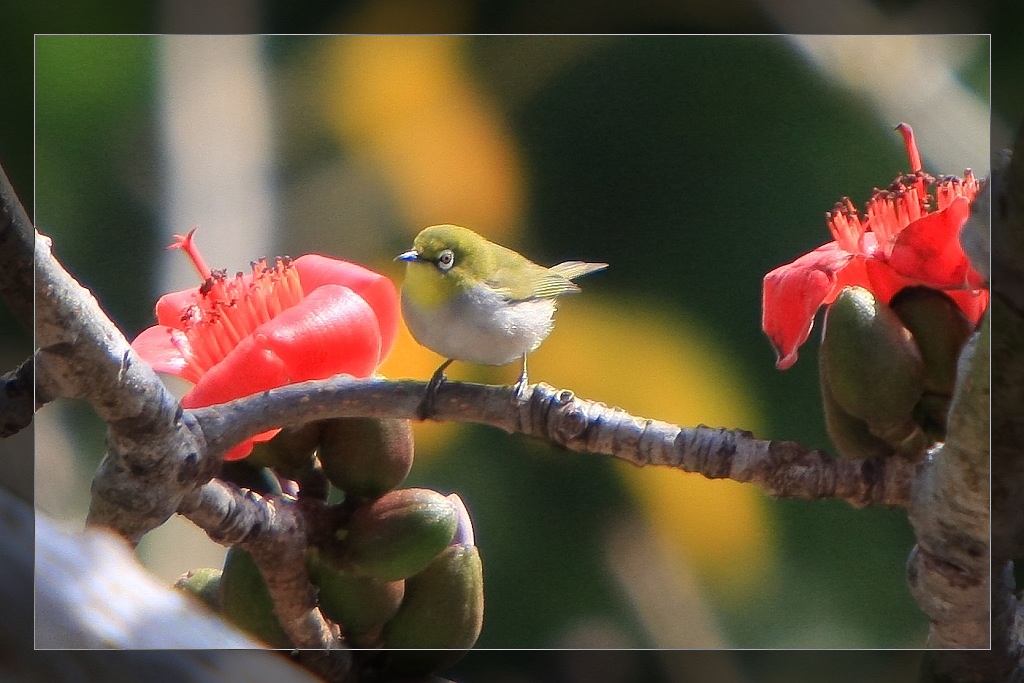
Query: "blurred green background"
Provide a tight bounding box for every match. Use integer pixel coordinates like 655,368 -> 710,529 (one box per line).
1,1 -> 1018,680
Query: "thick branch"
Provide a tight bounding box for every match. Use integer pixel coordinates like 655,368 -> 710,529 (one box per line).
0,162 -> 34,332
991,122 -> 1024,564
909,122 -> 1019,676
34,230 -> 217,543
191,377 -> 917,508
906,320 -> 990,651
930,120 -> 1024,678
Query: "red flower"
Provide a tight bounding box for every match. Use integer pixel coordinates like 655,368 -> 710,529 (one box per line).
762,123 -> 988,370
132,229 -> 399,459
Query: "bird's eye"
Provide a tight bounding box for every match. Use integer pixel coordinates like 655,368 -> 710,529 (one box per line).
436,249 -> 455,272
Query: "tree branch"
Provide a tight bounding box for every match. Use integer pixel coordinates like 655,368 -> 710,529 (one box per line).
991,121 -> 1024,564
0,162 -> 34,332
33,229 -> 217,543
190,376 -> 917,508
905,319 -> 990,650
178,480 -> 351,678
910,120 -> 1022,677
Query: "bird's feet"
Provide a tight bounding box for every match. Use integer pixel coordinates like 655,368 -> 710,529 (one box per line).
417,359 -> 453,420
512,371 -> 530,403
510,354 -> 532,403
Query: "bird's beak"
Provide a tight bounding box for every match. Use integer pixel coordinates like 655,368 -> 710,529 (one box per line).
395,249 -> 422,263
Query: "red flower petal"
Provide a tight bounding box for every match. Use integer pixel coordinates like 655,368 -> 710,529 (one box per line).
762,242 -> 856,370
131,232 -> 400,461
181,339 -> 291,460
862,259 -> 922,306
293,254 -> 399,364
180,284 -> 383,460
177,286 -> 380,397
946,289 -> 990,326
885,196 -> 973,288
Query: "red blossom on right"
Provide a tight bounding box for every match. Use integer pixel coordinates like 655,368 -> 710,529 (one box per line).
762,123 -> 989,370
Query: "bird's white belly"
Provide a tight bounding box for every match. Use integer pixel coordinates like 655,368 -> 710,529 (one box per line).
402,286 -> 556,366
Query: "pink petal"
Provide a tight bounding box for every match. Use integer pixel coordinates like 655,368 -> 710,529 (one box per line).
131,324 -> 201,383
762,242 -> 856,370
294,254 -> 399,363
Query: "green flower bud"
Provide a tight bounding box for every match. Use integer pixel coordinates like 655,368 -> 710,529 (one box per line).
819,371 -> 894,460
820,286 -> 925,438
319,417 -> 414,500
381,544 -> 485,676
890,286 -> 975,438
341,488 -> 458,581
308,548 -> 404,644
247,422 -> 323,474
174,567 -> 222,612
221,547 -> 292,648
889,286 -> 973,396
218,460 -> 283,497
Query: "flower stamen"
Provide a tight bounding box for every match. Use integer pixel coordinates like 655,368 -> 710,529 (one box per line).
828,198 -> 864,254
170,227 -> 213,280
168,239 -> 311,378
896,122 -> 922,173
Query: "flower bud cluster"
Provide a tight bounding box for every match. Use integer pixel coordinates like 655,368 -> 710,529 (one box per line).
818,285 -> 974,460
177,418 -> 483,676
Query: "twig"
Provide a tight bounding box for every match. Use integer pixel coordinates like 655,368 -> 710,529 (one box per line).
191,377 -> 918,508
179,480 -> 350,674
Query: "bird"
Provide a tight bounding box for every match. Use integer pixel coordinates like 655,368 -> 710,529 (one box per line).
396,224 -> 607,417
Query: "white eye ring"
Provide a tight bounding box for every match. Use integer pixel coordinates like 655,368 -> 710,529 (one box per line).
436,249 -> 455,272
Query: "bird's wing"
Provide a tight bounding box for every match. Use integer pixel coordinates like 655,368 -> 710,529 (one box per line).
490,260 -> 606,301
488,268 -> 574,300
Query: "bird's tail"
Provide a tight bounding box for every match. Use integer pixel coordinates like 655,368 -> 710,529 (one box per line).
549,261 -> 609,281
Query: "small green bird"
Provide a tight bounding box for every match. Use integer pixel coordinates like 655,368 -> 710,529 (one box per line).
397,224 -> 607,415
